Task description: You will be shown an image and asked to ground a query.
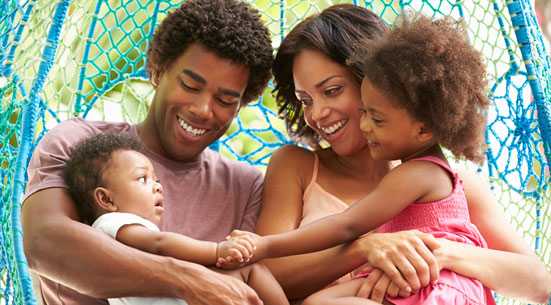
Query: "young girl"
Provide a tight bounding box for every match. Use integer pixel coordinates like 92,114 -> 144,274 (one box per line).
225,15 -> 493,305
64,133 -> 289,305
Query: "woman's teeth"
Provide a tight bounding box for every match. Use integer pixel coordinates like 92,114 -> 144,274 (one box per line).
321,120 -> 345,135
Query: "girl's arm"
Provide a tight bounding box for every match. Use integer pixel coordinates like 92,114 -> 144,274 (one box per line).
434,170 -> 551,303
116,224 -> 219,265
259,160 -> 438,260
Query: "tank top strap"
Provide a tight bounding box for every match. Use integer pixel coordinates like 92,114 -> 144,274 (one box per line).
303,153 -> 320,194
409,156 -> 456,180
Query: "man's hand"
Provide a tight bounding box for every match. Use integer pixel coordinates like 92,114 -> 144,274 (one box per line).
353,230 -> 440,292
182,263 -> 262,305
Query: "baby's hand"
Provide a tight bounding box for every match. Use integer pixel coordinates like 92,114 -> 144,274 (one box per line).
215,239 -> 253,269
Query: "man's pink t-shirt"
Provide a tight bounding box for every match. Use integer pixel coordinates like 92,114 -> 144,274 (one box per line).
23,118 -> 264,305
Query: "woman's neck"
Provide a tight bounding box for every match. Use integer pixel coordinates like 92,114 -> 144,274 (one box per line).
330,146 -> 390,179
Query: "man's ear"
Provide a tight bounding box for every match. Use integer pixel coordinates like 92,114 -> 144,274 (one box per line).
93,187 -> 117,212
417,123 -> 433,143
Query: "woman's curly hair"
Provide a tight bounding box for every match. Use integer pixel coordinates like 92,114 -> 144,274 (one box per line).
273,4 -> 388,147
147,0 -> 273,105
352,15 -> 490,163
64,133 -> 144,225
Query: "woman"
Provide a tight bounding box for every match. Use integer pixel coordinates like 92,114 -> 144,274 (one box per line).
255,4 -> 550,304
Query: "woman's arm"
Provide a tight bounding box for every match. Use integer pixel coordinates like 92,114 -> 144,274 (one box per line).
22,188 -> 262,305
435,170 -> 551,303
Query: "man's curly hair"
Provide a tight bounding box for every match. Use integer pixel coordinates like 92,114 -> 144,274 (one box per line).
64,133 -> 144,225
147,0 -> 273,105
273,4 -> 388,147
352,15 -> 490,163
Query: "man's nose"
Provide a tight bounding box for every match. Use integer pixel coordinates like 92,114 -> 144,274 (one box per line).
189,94 -> 214,120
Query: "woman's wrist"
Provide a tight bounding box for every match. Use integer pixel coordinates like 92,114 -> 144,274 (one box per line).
349,233 -> 377,265
432,239 -> 458,271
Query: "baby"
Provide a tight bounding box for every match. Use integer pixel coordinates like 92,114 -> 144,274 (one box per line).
64,132 -> 288,305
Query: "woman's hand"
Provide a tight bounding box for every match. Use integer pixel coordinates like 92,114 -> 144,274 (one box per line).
352,230 -> 441,292
356,268 -> 412,302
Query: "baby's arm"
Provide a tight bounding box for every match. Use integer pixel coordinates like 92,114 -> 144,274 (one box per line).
116,225 -> 252,266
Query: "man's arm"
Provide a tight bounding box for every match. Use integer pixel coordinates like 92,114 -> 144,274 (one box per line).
22,187 -> 261,305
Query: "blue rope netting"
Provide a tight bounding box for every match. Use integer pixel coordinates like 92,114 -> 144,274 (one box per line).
0,1 -> 549,304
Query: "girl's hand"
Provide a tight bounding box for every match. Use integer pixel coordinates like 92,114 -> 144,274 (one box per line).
215,239 -> 251,269
353,230 -> 441,292
227,230 -> 269,262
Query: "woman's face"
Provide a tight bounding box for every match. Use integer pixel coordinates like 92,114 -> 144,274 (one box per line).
293,49 -> 367,156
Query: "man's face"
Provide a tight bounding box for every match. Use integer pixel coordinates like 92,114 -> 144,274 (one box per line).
151,43 -> 250,161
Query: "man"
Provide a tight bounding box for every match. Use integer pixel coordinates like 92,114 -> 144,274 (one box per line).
21,1 -> 273,304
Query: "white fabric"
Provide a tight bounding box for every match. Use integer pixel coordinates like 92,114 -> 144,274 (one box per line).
92,212 -> 160,237
92,213 -> 187,305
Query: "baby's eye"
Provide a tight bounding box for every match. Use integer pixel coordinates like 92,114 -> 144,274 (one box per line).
137,176 -> 146,184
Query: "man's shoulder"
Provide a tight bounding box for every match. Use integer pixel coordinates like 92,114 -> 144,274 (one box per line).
49,118 -> 131,136
42,118 -> 133,146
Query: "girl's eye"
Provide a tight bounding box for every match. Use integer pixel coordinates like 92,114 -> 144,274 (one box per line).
138,176 -> 146,184
372,117 -> 384,125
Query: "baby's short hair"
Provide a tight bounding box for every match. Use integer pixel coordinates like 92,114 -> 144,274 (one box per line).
64,133 -> 143,224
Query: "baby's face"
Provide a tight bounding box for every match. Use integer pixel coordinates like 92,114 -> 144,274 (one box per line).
101,150 -> 164,225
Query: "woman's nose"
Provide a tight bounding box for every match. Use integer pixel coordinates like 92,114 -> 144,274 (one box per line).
310,102 -> 330,122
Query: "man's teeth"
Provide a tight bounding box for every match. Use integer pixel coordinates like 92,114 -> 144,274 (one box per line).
321,120 -> 345,135
178,118 -> 207,136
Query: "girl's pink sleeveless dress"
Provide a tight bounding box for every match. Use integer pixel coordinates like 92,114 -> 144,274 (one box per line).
301,154 -> 495,305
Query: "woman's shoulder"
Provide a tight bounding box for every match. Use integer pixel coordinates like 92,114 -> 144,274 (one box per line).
268,144 -> 317,185
270,144 -> 316,164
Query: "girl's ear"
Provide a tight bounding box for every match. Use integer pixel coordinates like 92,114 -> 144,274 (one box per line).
93,187 -> 117,212
416,123 -> 434,143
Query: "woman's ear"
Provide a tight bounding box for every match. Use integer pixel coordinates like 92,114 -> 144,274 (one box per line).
93,187 -> 117,212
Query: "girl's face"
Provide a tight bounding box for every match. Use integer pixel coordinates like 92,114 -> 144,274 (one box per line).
359,78 -> 430,161
293,49 -> 367,156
